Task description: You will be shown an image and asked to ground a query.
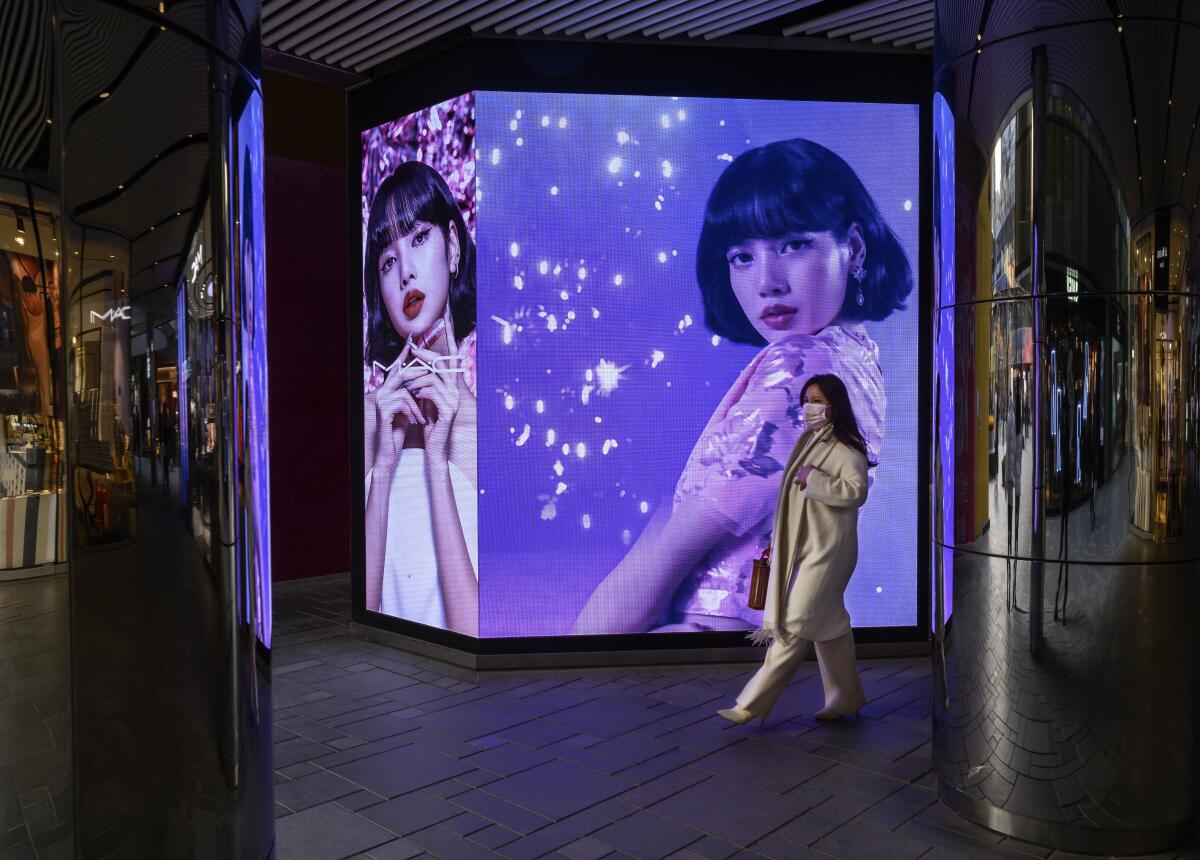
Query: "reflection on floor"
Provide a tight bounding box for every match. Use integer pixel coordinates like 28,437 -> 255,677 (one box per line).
0,573 -> 72,860
273,575 -> 1194,860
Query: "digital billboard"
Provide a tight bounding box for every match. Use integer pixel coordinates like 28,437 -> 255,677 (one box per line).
361,91 -> 919,639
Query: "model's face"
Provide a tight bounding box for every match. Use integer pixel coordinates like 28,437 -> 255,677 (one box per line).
378,219 -> 459,339
726,223 -> 864,343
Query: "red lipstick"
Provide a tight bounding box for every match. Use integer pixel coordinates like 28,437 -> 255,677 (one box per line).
760,303 -> 798,331
403,289 -> 425,320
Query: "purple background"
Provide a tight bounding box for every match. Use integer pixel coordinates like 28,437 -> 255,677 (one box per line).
474,92 -> 920,637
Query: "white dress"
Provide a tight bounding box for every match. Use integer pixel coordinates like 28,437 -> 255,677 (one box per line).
367,448 -> 479,628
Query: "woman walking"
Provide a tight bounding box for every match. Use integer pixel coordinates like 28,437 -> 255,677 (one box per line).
719,373 -> 872,724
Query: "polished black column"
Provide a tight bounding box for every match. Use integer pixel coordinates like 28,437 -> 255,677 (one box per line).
0,0 -> 274,856
933,2 -> 1198,854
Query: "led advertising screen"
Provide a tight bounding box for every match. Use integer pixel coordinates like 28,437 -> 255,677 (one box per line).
361,91 -> 919,639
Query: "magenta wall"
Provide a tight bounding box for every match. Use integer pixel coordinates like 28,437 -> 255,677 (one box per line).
265,73 -> 350,582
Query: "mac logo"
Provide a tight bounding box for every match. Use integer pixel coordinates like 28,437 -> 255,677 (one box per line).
89,306 -> 132,324
371,354 -> 466,377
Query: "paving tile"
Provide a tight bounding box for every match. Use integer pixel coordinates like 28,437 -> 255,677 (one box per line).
331,744 -> 475,798
274,801 -> 395,859
548,699 -> 665,739
454,788 -> 554,834
614,747 -> 706,785
486,760 -> 630,820
650,775 -> 812,847
363,839 -> 424,859
813,817 -> 931,859
746,833 -> 830,860
337,790 -> 389,812
584,732 -> 676,770
274,737 -> 333,768
412,699 -> 540,741
310,735 -> 413,770
653,722 -> 745,755
801,718 -> 927,762
338,712 -> 421,742
859,782 -> 937,831
312,668 -> 418,700
275,769 -> 363,812
559,835 -> 616,860
589,798 -> 639,821
496,719 -> 580,749
496,811 -> 610,860
277,716 -> 349,744
693,739 -> 835,794
469,824 -> 521,850
407,825 -> 498,860
772,795 -> 868,846
682,835 -> 741,860
360,790 -> 464,836
441,811 -> 492,836
595,811 -> 705,860
462,743 -> 554,776
620,767 -> 711,809
799,763 -> 907,807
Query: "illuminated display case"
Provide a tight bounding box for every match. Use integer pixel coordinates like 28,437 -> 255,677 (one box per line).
349,40 -> 933,665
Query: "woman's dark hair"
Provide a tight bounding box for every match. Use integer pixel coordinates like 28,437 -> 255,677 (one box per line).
365,161 -> 476,367
696,138 -> 913,346
802,373 -> 876,466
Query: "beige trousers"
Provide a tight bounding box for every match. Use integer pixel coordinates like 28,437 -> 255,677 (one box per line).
735,630 -> 866,718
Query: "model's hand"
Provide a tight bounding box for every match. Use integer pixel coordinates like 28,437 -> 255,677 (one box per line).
793,465 -> 815,488
407,346 -> 460,462
373,340 -> 423,466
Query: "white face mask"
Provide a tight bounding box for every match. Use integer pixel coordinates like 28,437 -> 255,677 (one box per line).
803,401 -> 829,428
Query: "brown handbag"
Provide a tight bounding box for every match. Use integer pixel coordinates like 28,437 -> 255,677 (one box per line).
748,546 -> 770,610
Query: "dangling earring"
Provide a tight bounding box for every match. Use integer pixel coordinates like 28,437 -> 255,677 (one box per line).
852,265 -> 866,306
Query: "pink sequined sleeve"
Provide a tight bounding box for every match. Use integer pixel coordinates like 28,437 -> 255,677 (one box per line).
672,330 -> 884,537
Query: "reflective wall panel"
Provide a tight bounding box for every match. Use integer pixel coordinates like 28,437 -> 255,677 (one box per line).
1,0 -> 273,856
934,2 -> 1197,854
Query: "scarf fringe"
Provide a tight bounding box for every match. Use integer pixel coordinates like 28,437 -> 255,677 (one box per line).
747,626 -> 779,647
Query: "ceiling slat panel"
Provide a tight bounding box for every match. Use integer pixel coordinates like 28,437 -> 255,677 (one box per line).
262,0 -> 935,75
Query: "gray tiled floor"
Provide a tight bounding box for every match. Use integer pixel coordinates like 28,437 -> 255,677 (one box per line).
272,576 -> 1194,860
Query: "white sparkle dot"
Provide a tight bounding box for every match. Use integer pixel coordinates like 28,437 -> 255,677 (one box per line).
594,416 -> 602,423
513,274 -> 524,289
539,260 -> 549,275
546,314 -> 558,332
515,109 -> 522,118
541,115 -> 550,127
554,264 -> 562,276
622,529 -> 631,545
650,349 -> 664,368
677,109 -> 686,120
490,148 -> 501,165
608,156 -> 622,174
654,200 -> 662,211
504,394 -> 514,410
566,310 -> 576,320
711,335 -> 721,346
592,307 -> 600,319
633,170 -> 641,178
662,160 -> 673,178
904,199 -> 913,211
613,274 -> 623,286
509,119 -> 518,131
575,442 -> 587,458
717,153 -> 733,162
672,249 -> 678,257
719,119 -> 726,126
510,242 -> 520,258
657,252 -> 667,263
876,586 -> 884,593
536,399 -> 545,414
562,443 -> 570,456
556,482 -> 567,495
581,513 -> 591,529
546,429 -> 556,446
577,266 -> 587,280
553,460 -> 563,476
515,424 -> 531,446
516,137 -> 524,146
550,185 -> 559,196
560,290 -> 570,300
558,116 -> 567,128
640,501 -> 649,514
617,130 -> 630,144
660,114 -> 671,128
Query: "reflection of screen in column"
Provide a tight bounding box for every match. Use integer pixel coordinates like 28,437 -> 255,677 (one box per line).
361,91 -> 920,639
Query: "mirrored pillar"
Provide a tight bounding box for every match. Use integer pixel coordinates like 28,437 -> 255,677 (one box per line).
1,0 -> 273,855
933,2 -> 1197,854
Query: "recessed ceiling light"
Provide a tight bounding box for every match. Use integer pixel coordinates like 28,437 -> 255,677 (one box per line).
99,91 -> 110,99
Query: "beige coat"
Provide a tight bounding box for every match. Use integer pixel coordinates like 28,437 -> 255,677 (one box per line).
753,424 -> 870,645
